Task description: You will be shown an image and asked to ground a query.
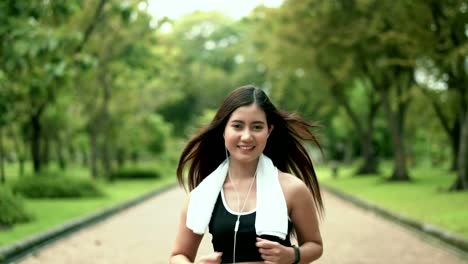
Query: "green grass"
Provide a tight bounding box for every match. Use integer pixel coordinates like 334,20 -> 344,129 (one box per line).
0,177 -> 175,247
0,160 -> 177,247
316,162 -> 468,239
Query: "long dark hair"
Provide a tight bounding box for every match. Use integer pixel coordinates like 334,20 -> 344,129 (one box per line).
176,85 -> 324,215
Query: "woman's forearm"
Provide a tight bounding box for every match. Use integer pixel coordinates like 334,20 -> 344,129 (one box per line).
170,254 -> 193,264
298,241 -> 323,263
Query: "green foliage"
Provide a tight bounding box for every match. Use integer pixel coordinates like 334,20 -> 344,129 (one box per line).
0,185 -> 32,227
0,0 -> 465,199
70,0 -> 165,168
0,176 -> 175,247
0,72 -> 15,127
157,92 -> 198,136
12,174 -> 104,198
317,162 -> 468,238
155,11 -> 253,136
111,167 -> 162,180
186,108 -> 217,136
197,108 -> 217,127
144,114 -> 173,155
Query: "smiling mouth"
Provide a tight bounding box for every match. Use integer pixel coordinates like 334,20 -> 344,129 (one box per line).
238,145 -> 255,150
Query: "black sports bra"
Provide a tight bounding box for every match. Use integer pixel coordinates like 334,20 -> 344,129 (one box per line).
208,191 -> 292,263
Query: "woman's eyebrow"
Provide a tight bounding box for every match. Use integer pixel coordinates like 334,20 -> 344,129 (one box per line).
251,121 -> 266,125
230,120 -> 265,124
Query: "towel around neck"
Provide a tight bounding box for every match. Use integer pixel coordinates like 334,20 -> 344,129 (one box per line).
186,154 -> 289,240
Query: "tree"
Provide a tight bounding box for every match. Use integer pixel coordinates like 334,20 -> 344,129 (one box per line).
423,0 -> 468,190
388,0 -> 468,188
71,1 -> 165,178
251,0 -> 384,174
0,0 -> 107,173
156,11 -> 254,136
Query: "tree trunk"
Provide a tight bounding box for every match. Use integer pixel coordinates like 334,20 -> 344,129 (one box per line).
88,125 -> 99,178
101,140 -> 112,180
424,91 -> 460,171
99,72 -> 112,180
450,108 -> 468,191
9,126 -> 26,177
65,132 -> 77,164
381,84 -> 411,181
131,151 -> 139,164
428,1 -> 465,172
86,67 -> 115,180
0,127 -> 5,184
80,145 -> 88,167
448,61 -> 468,190
55,136 -> 67,170
344,138 -> 354,164
329,83 -> 380,174
357,130 -> 378,175
450,126 -> 460,171
391,129 -> 409,180
116,148 -> 125,169
31,112 -> 42,173
75,0 -> 108,53
19,156 -> 25,177
357,97 -> 380,175
41,133 -> 50,169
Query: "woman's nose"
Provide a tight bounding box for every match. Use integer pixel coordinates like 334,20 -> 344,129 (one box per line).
240,129 -> 252,140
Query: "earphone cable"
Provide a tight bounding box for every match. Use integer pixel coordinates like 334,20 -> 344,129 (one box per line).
228,168 -> 256,264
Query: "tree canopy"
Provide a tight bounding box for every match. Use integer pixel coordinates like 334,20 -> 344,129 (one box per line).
0,0 -> 467,190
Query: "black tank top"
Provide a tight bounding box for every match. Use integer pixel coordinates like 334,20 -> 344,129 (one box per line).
208,190 -> 292,263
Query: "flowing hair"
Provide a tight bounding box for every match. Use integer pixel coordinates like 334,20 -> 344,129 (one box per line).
176,85 -> 324,216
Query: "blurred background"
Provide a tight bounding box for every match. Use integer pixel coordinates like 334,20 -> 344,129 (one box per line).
0,0 -> 467,254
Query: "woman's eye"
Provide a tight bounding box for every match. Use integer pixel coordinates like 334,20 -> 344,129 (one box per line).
232,124 -> 242,129
253,125 -> 263,130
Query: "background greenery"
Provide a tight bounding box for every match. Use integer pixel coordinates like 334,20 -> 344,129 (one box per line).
0,0 -> 467,249
317,162 -> 468,239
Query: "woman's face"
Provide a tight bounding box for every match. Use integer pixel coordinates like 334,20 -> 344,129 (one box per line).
224,103 -> 273,163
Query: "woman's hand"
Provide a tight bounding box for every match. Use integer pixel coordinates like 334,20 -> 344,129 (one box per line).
196,252 -> 223,264
256,237 -> 295,264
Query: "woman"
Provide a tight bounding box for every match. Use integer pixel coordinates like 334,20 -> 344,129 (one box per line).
170,85 -> 324,264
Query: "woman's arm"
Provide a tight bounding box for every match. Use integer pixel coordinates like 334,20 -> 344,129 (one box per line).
256,173 -> 323,263
170,197 -> 223,264
287,174 -> 323,263
170,198 -> 203,264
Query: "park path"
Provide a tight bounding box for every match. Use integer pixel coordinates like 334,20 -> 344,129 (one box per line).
18,187 -> 468,264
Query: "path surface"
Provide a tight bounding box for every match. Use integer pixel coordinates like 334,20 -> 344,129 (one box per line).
18,187 -> 468,264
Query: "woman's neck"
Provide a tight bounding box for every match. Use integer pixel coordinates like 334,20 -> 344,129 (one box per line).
228,158 -> 258,180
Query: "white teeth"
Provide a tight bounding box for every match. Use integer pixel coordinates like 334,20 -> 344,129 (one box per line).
239,146 -> 254,150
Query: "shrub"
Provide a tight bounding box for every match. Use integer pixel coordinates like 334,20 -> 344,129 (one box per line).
111,167 -> 161,180
12,175 -> 104,198
0,186 -> 32,227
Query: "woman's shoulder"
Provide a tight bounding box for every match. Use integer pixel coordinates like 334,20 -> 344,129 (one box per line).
277,171 -> 311,213
278,171 -> 308,194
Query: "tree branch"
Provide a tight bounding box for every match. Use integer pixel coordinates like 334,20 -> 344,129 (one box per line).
75,0 -> 108,53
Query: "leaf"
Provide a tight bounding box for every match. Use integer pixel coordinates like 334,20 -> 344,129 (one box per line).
13,40 -> 29,56
53,61 -> 67,77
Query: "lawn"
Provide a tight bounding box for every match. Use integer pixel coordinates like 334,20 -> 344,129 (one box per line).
316,162 -> 468,239
0,161 -> 177,247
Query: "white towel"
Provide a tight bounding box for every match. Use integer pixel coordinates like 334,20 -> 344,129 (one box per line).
186,154 -> 289,240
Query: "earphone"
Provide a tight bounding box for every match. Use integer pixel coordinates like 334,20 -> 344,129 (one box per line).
228,163 -> 256,264
225,148 -> 254,263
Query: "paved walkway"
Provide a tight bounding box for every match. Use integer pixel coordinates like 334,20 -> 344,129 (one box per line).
18,187 -> 468,264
